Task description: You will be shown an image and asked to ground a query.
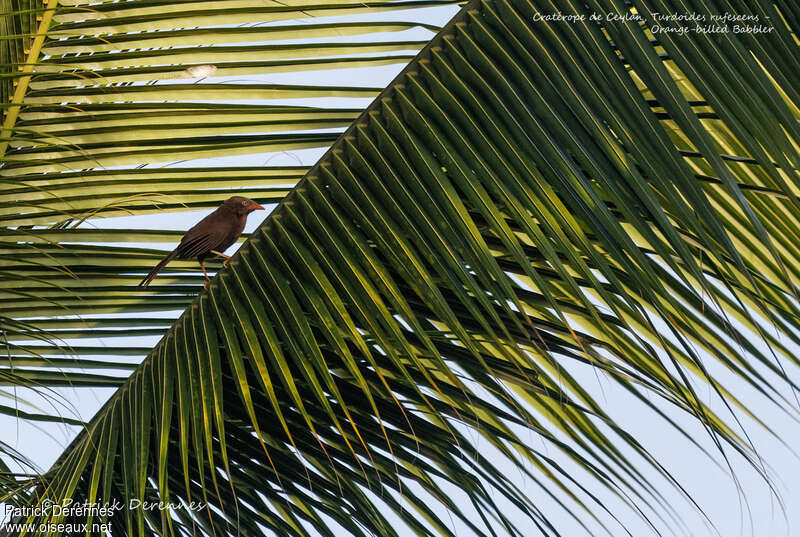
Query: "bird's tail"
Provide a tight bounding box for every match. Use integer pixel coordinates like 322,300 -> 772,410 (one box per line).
139,249 -> 179,287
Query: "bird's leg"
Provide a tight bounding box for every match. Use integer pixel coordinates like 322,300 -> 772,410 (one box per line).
210,250 -> 231,267
200,260 -> 211,288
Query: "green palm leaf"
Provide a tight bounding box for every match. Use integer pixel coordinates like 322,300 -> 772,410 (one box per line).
1,0 -> 459,423
3,0 -> 800,535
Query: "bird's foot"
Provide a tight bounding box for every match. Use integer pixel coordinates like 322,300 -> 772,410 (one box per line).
203,277 -> 210,289
210,250 -> 231,266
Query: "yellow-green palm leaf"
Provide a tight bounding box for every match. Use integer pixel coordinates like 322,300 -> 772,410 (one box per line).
3,0 -> 800,536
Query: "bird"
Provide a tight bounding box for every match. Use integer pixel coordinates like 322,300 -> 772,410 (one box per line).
139,196 -> 264,287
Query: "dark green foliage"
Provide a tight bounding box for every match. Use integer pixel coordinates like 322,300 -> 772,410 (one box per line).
4,0 -> 800,535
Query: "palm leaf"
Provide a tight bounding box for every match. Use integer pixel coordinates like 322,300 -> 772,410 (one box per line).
1,0 -> 459,435
3,0 -> 800,535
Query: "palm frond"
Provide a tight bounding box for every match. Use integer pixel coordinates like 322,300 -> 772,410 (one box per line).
4,0 -> 800,535
1,0 -> 460,435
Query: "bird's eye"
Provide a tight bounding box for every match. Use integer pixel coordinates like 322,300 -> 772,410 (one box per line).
242,201 -> 247,206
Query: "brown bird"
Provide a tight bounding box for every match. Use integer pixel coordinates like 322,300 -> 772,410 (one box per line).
139,196 -> 264,287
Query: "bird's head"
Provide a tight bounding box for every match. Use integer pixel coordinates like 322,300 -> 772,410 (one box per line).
225,196 -> 265,215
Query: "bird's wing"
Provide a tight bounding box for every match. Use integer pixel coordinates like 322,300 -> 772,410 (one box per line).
176,227 -> 227,258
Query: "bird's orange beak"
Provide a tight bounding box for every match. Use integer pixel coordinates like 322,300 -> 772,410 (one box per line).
251,203 -> 264,211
